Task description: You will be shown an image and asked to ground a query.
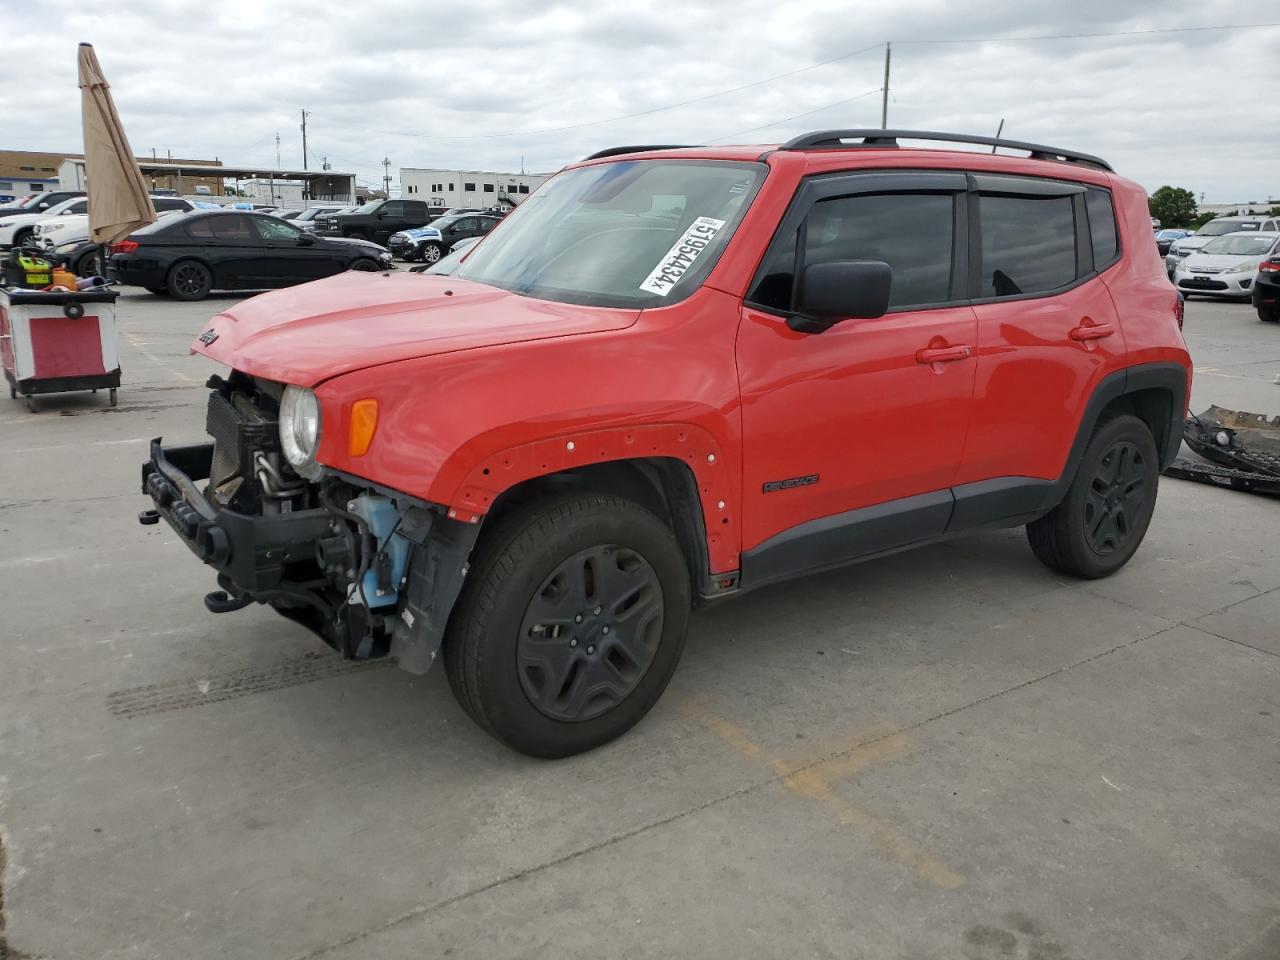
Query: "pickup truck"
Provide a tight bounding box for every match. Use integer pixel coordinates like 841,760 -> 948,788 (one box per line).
314,199 -> 444,245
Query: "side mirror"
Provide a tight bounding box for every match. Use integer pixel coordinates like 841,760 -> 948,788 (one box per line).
789,260 -> 892,333
297,234 -> 316,246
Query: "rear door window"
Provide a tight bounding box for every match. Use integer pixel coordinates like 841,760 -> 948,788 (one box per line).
978,194 -> 1077,297
186,218 -> 214,239
210,216 -> 254,241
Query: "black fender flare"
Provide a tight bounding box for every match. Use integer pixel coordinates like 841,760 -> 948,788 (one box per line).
1048,361 -> 1188,503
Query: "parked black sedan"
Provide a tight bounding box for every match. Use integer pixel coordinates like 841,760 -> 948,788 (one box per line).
107,210 -> 393,301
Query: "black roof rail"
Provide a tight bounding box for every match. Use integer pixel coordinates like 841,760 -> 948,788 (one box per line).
583,144 -> 700,161
778,129 -> 1112,172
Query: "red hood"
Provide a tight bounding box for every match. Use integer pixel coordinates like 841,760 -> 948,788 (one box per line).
191,272 -> 641,385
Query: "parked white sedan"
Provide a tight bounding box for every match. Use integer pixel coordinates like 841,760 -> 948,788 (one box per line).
0,196 -> 88,248
1173,232 -> 1280,300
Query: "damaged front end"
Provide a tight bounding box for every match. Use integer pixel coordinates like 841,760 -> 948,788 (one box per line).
138,372 -> 478,672
1165,405 -> 1280,496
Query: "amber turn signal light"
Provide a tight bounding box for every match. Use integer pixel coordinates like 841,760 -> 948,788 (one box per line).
348,399 -> 378,456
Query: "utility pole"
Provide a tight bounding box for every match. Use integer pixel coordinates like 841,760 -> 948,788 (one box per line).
880,42 -> 891,129
273,133 -> 281,204
382,157 -> 392,198
300,108 -> 310,169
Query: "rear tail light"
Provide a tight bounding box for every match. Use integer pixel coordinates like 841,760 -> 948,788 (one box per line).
1259,259 -> 1280,274
1174,295 -> 1185,329
110,239 -> 139,254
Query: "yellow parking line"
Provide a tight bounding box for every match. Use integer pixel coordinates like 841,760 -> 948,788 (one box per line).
682,703 -> 965,890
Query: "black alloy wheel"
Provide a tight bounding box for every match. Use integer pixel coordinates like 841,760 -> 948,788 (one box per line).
167,260 -> 212,301
1082,440 -> 1147,556
1026,413 -> 1159,579
517,544 -> 665,722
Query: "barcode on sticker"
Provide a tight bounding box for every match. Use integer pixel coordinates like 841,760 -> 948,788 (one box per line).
639,217 -> 726,296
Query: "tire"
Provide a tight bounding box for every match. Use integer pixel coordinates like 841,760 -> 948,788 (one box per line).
166,260 -> 212,301
12,228 -> 33,248
1027,412 -> 1159,579
1257,307 -> 1279,323
349,258 -> 381,272
421,242 -> 444,264
444,493 -> 691,758
74,250 -> 101,278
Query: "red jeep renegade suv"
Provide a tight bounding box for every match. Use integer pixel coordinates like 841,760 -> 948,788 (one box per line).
140,130 -> 1191,757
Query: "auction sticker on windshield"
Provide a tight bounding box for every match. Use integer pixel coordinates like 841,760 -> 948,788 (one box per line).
639,216 -> 726,296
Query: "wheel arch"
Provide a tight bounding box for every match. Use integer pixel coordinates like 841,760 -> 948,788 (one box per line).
480,457 -> 728,602
448,424 -> 741,596
1053,362 -> 1188,506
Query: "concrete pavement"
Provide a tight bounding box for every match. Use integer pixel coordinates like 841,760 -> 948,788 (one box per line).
0,289 -> 1277,959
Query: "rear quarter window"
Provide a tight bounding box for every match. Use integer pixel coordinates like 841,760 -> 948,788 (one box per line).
1084,188 -> 1119,269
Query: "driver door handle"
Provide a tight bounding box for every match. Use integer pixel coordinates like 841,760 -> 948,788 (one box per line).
915,344 -> 972,365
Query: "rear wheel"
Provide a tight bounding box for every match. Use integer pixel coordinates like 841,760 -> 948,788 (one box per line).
1027,413 -> 1159,579
167,260 -> 212,301
74,249 -> 101,277
421,242 -> 444,264
1259,306 -> 1279,323
444,494 -> 691,758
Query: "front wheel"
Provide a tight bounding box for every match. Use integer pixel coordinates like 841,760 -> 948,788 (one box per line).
421,242 -> 444,264
349,258 -> 381,272
166,260 -> 212,301
1027,413 -> 1159,579
1258,306 -> 1279,323
444,494 -> 691,758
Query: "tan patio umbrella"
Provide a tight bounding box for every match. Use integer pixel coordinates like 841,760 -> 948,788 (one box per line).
78,42 -> 155,245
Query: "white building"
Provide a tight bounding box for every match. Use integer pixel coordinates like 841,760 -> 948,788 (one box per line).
399,168 -> 550,210
238,179 -> 306,204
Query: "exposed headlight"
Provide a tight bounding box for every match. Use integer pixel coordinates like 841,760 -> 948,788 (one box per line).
45,222 -> 67,232
279,385 -> 323,480
379,251 -> 393,260
1225,261 -> 1257,274
54,242 -> 81,253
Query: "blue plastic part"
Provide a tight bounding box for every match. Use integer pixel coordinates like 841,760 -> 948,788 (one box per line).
349,494 -> 410,609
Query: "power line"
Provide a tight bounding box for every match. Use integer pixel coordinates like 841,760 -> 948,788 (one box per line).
366,21 -> 1278,143
373,42 -> 888,142
707,87 -> 883,143
895,21 -> 1280,44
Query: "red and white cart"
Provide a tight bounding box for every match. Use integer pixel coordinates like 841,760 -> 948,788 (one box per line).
0,287 -> 120,411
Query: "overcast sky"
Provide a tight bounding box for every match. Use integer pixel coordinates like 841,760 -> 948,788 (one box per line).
2,0 -> 1276,202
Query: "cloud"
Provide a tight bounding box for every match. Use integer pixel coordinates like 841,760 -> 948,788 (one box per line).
1,0 -> 1276,201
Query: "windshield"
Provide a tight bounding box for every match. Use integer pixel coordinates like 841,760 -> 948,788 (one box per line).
1200,235 -> 1277,256
1199,220 -> 1260,236
456,159 -> 765,308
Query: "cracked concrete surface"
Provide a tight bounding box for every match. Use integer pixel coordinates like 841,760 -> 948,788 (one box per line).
0,292 -> 1277,959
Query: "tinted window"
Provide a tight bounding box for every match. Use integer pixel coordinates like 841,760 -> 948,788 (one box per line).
153,198 -> 188,212
380,201 -> 404,217
479,217 -> 498,233
979,194 -> 1076,297
253,216 -> 302,240
210,216 -> 253,241
1085,188 -> 1118,267
750,192 -> 955,311
186,219 -> 213,238
453,218 -> 477,232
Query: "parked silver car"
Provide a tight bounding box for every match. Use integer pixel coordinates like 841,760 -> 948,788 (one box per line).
1165,215 -> 1280,276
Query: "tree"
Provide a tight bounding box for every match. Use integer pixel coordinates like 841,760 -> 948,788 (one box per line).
1148,186 -> 1198,228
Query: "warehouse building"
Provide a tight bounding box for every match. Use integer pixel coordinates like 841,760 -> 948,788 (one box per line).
399,168 -> 549,210
0,149 -> 224,203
